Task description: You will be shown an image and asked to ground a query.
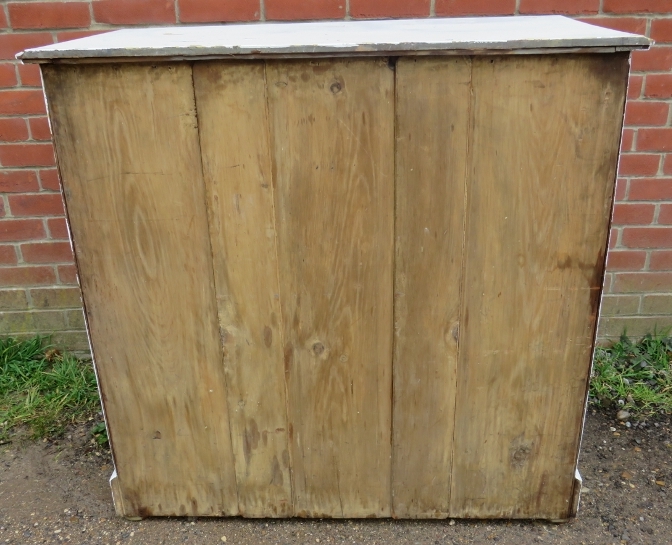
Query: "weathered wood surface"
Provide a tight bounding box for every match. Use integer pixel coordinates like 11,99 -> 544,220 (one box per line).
193,62 -> 293,517
41,53 -> 629,519
391,57 -> 470,518
20,16 -> 648,62
42,63 -> 238,517
449,54 -> 629,519
267,59 -> 394,517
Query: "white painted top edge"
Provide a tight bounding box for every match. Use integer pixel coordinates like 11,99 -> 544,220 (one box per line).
19,16 -> 649,61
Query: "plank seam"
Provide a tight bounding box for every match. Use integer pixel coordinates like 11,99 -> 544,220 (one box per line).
263,60 -> 296,516
189,62 -> 241,515
390,54 -> 398,518
448,57 -> 474,516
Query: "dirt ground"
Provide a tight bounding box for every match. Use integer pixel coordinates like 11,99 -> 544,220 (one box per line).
0,409 -> 670,545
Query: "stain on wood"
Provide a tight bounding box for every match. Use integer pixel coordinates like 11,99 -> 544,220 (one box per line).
392,57 -> 471,518
193,61 -> 293,517
41,52 -> 629,519
267,59 -> 394,517
42,63 -> 238,517
449,54 -> 628,519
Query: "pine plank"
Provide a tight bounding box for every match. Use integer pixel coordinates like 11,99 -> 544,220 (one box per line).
192,61 -> 293,517
267,59 -> 394,517
392,57 -> 471,518
449,54 -> 629,519
42,63 -> 238,517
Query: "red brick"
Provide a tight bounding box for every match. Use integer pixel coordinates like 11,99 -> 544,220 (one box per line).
93,0 -> 176,24
651,19 -> 672,43
0,218 -> 45,242
659,204 -> 672,224
39,169 -> 60,191
0,143 -> 55,167
178,0 -> 260,22
351,0 -> 429,18
625,101 -> 669,127
17,64 -> 41,87
613,203 -> 655,224
56,30 -> 108,42
630,178 -> 672,200
21,241 -> 73,263
0,90 -> 46,115
57,264 -> 77,284
0,6 -> 7,28
0,265 -> 56,286
650,250 -> 672,269
615,177 -> 627,200
628,75 -> 643,100
28,117 -> 51,141
0,244 -> 17,265
632,47 -> 672,72
621,128 -> 634,152
637,128 -> 672,152
8,193 -> 63,217
645,74 -> 672,99
579,17 -> 647,35
622,227 -> 672,248
0,32 -> 53,60
0,118 -> 28,142
0,63 -> 17,87
47,217 -> 69,239
618,154 -> 660,176
436,0 -> 515,15
0,199 -> 5,218
520,0 -> 598,15
266,0 -> 345,20
0,170 -> 39,192
612,272 -> 672,293
606,250 -> 647,270
664,154 -> 672,175
604,0 -> 672,13
8,2 -> 90,30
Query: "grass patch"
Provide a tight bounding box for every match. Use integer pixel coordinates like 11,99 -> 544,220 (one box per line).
0,336 -> 101,442
591,332 -> 672,417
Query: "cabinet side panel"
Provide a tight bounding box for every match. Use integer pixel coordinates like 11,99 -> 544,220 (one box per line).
450,54 -> 628,519
267,59 -> 394,517
42,64 -> 238,517
392,57 -> 471,518
193,61 -> 293,517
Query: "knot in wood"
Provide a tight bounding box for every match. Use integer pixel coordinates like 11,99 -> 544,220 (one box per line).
312,342 -> 325,356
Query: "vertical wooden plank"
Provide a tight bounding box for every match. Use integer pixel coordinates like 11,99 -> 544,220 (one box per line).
192,61 -> 293,517
267,59 -> 394,517
42,64 -> 238,517
450,54 -> 629,519
392,57 -> 471,518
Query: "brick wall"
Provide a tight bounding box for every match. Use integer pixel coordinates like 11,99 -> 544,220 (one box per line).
0,0 -> 670,353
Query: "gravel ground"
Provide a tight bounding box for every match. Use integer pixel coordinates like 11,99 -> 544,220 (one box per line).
0,409 -> 670,545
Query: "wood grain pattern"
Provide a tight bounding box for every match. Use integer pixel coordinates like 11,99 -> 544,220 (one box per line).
42,63 -> 238,517
267,59 -> 394,517
449,54 -> 629,519
41,53 -> 630,519
392,57 -> 471,518
193,61 -> 293,517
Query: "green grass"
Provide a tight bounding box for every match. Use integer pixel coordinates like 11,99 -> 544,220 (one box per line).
591,332 -> 672,417
0,336 -> 101,442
